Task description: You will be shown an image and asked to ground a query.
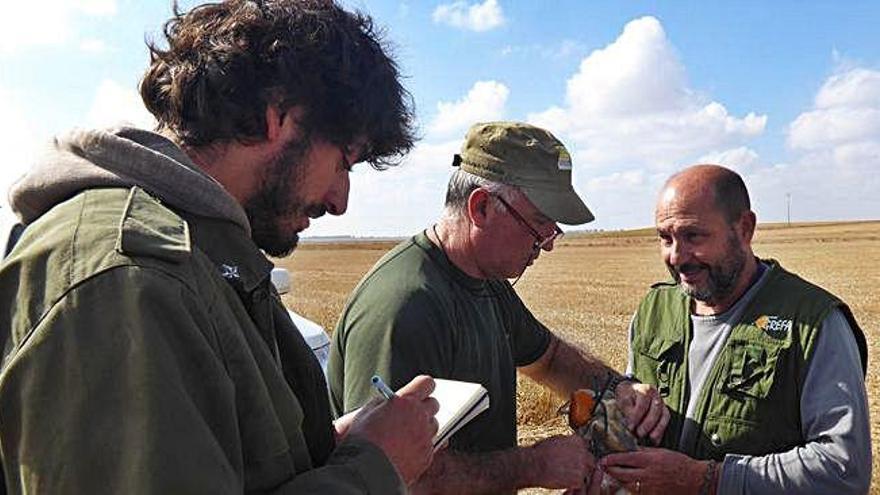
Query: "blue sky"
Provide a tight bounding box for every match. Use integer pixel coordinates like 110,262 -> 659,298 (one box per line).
2,0 -> 878,237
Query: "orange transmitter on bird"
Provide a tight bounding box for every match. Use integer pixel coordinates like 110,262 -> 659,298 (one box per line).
559,374 -> 639,456
558,375 -> 640,494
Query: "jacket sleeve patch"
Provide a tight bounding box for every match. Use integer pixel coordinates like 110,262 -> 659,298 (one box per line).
115,187 -> 191,263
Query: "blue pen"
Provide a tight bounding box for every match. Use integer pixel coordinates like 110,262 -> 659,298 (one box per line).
371,375 -> 396,400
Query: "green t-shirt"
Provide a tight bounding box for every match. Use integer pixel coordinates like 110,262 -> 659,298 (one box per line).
328,231 -> 551,453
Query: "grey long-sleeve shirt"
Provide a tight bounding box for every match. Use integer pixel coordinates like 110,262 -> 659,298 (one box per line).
718,307 -> 871,494
626,277 -> 871,494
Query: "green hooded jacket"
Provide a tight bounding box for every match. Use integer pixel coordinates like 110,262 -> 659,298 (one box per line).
0,128 -> 403,494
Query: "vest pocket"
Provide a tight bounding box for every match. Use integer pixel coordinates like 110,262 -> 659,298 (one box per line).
699,415 -> 771,459
720,340 -> 785,399
634,338 -> 681,397
689,337 -> 799,460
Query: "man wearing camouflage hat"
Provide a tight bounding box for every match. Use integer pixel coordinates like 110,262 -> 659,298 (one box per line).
328,122 -> 670,494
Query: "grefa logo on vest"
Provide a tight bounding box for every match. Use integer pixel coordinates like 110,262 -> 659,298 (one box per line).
754,315 -> 793,336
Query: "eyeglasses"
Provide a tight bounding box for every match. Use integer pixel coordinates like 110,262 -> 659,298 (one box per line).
493,194 -> 564,251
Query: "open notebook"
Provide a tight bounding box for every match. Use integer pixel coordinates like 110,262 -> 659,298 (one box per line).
431,378 -> 490,450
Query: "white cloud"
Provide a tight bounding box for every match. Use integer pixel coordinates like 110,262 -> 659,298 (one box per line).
76,0 -> 117,16
0,0 -> 117,53
579,169 -> 665,229
432,0 -> 505,32
316,19 -> 876,236
553,39 -> 586,60
745,155 -> 879,225
765,67 -> 880,222
85,79 -> 156,130
565,17 -> 687,117
79,38 -> 109,54
311,79 -> 512,236
397,1 -> 411,19
0,77 -> 154,207
788,107 -> 880,151
698,147 -> 761,174
528,16 -> 766,175
0,86 -> 40,206
307,139 -> 461,237
815,68 -> 880,109
428,80 -> 509,138
498,39 -> 588,60
677,67 -> 880,226
337,15 -> 772,234
788,68 -> 880,151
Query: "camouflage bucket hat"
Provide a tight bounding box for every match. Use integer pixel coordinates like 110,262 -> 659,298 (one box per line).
454,121 -> 594,225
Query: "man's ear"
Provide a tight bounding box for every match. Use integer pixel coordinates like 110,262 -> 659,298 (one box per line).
265,105 -> 303,144
738,210 -> 757,244
467,188 -> 493,228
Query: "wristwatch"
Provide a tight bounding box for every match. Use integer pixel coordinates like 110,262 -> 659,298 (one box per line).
607,373 -> 640,395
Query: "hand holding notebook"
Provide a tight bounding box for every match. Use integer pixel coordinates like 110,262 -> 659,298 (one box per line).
370,375 -> 490,450
429,378 -> 490,450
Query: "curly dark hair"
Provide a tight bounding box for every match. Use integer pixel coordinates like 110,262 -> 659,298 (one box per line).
140,0 -> 415,168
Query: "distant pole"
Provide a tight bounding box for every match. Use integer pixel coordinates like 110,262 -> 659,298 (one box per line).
786,193 -> 791,227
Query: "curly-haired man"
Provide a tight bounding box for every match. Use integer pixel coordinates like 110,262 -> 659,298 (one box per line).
0,1 -> 438,493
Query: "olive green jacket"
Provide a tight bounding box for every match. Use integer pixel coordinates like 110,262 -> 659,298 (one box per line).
630,260 -> 867,460
0,128 -> 402,494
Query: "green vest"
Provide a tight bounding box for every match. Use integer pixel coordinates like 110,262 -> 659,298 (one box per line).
631,260 -> 867,460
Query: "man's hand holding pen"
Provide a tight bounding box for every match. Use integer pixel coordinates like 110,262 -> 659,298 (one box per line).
347,375 -> 440,484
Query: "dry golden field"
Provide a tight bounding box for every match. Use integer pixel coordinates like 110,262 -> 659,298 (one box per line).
278,220 -> 880,493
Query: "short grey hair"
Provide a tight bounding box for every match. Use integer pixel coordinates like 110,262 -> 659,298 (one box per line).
443,169 -> 520,219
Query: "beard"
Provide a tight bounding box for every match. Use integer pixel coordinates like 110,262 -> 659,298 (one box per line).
244,138 -> 326,257
668,231 -> 747,305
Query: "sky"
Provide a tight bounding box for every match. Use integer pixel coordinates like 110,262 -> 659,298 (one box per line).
1,0 -> 878,237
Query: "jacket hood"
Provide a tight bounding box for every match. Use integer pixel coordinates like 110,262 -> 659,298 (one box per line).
8,127 -> 250,235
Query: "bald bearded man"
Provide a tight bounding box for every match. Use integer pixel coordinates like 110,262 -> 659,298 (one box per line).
602,165 -> 870,495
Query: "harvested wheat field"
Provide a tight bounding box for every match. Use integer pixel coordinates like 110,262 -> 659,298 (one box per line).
278,220 -> 880,493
